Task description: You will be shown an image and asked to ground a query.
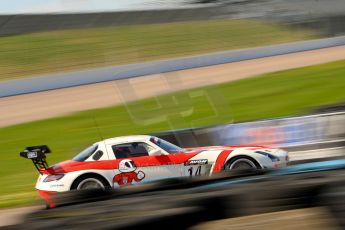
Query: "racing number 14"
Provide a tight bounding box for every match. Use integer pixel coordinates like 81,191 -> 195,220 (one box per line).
188,166 -> 201,176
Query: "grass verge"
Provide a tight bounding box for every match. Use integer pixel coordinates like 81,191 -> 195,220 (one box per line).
0,19 -> 319,81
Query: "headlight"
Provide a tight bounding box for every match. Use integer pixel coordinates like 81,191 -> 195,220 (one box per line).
43,174 -> 65,182
255,151 -> 280,162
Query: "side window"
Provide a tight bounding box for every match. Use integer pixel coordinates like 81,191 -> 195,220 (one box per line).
73,145 -> 98,162
92,150 -> 103,161
112,142 -> 152,159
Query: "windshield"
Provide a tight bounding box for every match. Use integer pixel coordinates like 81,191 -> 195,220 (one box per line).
150,137 -> 184,153
73,145 -> 98,162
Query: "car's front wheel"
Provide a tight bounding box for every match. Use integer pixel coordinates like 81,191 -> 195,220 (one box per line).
225,157 -> 260,171
71,175 -> 109,190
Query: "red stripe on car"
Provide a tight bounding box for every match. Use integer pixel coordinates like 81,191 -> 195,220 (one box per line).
212,150 -> 233,173
51,152 -> 200,173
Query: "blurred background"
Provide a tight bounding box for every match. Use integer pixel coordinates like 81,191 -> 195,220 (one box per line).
1,0 -> 345,228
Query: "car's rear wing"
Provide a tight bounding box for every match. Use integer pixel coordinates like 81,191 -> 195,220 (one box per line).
20,145 -> 51,174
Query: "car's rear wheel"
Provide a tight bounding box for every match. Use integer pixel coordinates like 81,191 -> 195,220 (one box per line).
226,157 -> 259,171
71,175 -> 109,190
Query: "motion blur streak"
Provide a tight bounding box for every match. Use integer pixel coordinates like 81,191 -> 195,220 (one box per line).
2,0 -> 345,229
10,162 -> 345,229
1,45 -> 345,127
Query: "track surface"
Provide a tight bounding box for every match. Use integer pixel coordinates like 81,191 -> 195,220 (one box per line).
192,208 -> 339,230
1,45 -> 345,127
0,206 -> 40,227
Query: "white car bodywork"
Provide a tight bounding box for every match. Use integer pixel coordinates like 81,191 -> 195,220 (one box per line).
35,135 -> 289,194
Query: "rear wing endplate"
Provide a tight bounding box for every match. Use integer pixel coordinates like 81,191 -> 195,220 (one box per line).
20,145 -> 51,174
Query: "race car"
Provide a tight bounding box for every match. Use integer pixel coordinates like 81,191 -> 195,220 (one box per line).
20,135 -> 289,207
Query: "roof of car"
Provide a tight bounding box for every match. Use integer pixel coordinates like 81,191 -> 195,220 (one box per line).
100,135 -> 153,145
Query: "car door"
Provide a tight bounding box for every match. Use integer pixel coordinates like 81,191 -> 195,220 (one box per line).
110,142 -> 184,186
146,137 -> 212,177
148,151 -> 201,179
182,154 -> 213,177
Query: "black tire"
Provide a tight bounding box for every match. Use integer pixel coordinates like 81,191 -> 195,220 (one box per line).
225,156 -> 260,171
71,174 -> 110,190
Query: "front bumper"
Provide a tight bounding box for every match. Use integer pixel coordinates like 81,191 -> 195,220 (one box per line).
257,149 -> 289,169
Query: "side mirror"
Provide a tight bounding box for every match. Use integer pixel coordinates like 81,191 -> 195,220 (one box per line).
149,149 -> 163,156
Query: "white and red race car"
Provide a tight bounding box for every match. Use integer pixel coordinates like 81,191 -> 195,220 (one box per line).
20,135 -> 289,207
